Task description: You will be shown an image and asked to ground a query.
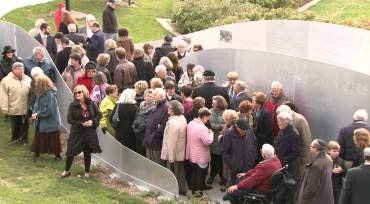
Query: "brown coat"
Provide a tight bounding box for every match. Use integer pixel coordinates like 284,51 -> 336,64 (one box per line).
116,36 -> 134,61
62,65 -> 85,91
161,115 -> 187,162
297,153 -> 334,204
114,59 -> 137,92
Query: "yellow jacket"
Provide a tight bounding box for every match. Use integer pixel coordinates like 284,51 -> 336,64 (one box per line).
99,95 -> 117,128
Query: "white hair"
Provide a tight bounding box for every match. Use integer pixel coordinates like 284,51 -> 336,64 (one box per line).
193,72 -> 204,86
32,46 -> 45,55
176,40 -> 187,48
277,111 -> 293,124
193,65 -> 205,73
154,88 -> 166,99
155,65 -> 167,74
262,144 -> 275,159
117,89 -> 137,104
353,109 -> 368,122
67,23 -> 77,32
234,80 -> 247,91
159,56 -> 173,70
85,14 -> 96,23
276,104 -> 293,115
30,67 -> 44,78
271,81 -> 283,89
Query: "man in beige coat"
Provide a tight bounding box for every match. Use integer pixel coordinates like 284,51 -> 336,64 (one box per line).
0,62 -> 31,144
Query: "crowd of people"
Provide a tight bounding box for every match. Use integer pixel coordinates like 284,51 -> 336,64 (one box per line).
0,1 -> 369,204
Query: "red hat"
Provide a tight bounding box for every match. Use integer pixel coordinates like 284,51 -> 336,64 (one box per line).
57,2 -> 65,8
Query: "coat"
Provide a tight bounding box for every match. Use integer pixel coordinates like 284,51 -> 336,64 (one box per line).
24,56 -> 56,82
105,48 -> 116,78
161,115 -> 187,162
102,6 -> 118,33
230,92 -> 251,111
297,153 -> 334,204
99,95 -> 116,128
237,157 -> 282,192
132,58 -> 154,83
274,124 -> 302,177
186,118 -> 213,164
264,93 -> 287,138
66,99 -> 102,156
62,65 -> 85,91
34,34 -> 57,60
0,55 -> 22,81
166,93 -> 183,104
116,37 -> 134,61
58,22 -> 69,34
193,82 -> 230,109
0,72 -> 31,115
337,122 -> 370,161
114,59 -> 137,92
76,75 -> 94,94
96,64 -> 112,84
185,108 -> 199,123
55,47 -> 72,74
152,43 -> 176,66
132,101 -> 156,140
222,126 -> 258,174
65,32 -> 85,46
331,156 -> 345,192
253,107 -> 273,149
209,109 -> 225,155
33,88 -> 61,133
340,164 -> 370,204
115,103 -> 138,150
143,100 -> 169,150
90,83 -> 110,106
86,30 -> 105,61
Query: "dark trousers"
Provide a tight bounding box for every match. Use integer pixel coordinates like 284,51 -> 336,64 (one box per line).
223,188 -> 262,204
334,190 -> 341,204
189,162 -> 207,192
135,138 -> 146,157
166,161 -> 188,194
65,146 -> 92,173
9,115 -> 29,143
210,153 -> 223,178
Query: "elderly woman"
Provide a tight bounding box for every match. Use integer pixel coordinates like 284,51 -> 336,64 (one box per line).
155,65 -> 175,85
90,71 -> 109,106
28,67 -> 44,117
208,95 -> 228,186
159,56 -> 175,79
114,89 -> 138,151
133,49 -> 154,83
352,128 -> 370,167
186,108 -> 214,197
193,72 -> 204,88
99,85 -> 118,134
274,111 -> 302,178
174,40 -> 189,60
104,39 -> 117,79
238,101 -> 254,128
61,85 -> 102,178
150,77 -> 164,89
96,53 -> 112,84
161,100 -> 188,195
31,75 -> 62,161
132,89 -> 156,156
134,80 -> 148,104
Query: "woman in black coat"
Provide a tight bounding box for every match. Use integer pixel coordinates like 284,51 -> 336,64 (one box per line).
61,85 -> 102,178
113,88 -> 138,151
132,49 -> 154,83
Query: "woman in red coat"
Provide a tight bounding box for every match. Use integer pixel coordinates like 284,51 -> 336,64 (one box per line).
54,2 -> 65,32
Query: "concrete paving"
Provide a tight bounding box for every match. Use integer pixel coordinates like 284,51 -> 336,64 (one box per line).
0,0 -> 52,17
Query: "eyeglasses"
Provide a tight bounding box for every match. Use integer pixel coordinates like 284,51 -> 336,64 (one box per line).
87,70 -> 96,74
74,91 -> 82,96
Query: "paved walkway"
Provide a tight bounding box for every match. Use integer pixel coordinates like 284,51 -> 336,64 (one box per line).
0,0 -> 52,17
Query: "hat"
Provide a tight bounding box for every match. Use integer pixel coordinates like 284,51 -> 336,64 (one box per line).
364,147 -> 370,157
57,2 -> 65,8
203,70 -> 215,77
12,62 -> 24,69
164,34 -> 173,43
2,45 -> 15,55
236,118 -> 249,130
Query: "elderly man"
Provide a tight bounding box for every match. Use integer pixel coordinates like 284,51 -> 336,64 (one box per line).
265,81 -> 288,138
143,88 -> 169,166
86,22 -> 105,62
230,80 -> 251,110
152,34 -> 176,67
155,64 -> 175,85
114,47 -> 136,92
223,144 -> 282,204
78,14 -> 96,39
34,23 -> 57,60
297,139 -> 334,204
193,70 -> 229,108
65,24 -> 85,46
0,45 -> 22,81
340,147 -> 370,204
277,104 -> 312,179
0,62 -> 32,144
55,37 -> 72,74
337,109 -> 370,169
225,71 -> 239,101
102,0 -> 118,41
222,118 -> 258,185
24,47 -> 56,82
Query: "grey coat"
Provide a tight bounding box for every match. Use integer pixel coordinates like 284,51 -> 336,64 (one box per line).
209,109 -> 225,154
33,88 -> 61,133
132,101 -> 156,140
297,153 -> 334,204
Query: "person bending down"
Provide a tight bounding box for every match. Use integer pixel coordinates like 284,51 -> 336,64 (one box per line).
223,144 -> 281,204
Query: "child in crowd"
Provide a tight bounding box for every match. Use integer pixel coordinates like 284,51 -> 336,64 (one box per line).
327,141 -> 346,204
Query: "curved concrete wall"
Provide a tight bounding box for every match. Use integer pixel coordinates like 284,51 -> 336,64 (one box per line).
181,48 -> 370,140
0,21 -> 179,197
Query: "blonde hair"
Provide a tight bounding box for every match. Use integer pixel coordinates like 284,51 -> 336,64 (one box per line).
73,85 -> 90,100
328,141 -> 340,151
72,45 -> 86,56
134,80 -> 148,96
353,128 -> 370,149
35,75 -> 54,96
96,53 -> 110,66
150,77 -> 164,88
105,39 -> 117,49
223,109 -> 239,125
117,88 -> 137,104
159,56 -> 173,70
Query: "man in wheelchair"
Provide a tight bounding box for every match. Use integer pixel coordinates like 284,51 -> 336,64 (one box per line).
223,144 -> 282,204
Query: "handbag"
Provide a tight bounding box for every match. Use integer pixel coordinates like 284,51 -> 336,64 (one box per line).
110,105 -> 120,129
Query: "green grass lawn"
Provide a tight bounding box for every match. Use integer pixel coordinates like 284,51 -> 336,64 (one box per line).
1,0 -> 174,42
0,114 -> 146,203
310,0 -> 370,19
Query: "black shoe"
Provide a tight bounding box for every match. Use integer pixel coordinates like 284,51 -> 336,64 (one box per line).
204,185 -> 213,190
206,177 -> 214,185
